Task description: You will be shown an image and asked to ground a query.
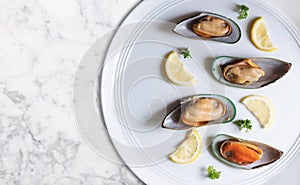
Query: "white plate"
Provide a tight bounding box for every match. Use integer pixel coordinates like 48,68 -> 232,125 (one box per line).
100,0 -> 300,184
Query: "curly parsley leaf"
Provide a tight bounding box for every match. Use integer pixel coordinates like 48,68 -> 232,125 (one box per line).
238,4 -> 249,20
207,165 -> 221,179
235,119 -> 252,132
181,48 -> 192,59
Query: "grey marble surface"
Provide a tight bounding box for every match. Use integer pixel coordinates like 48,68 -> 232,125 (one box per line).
0,0 -> 142,184
1,0 -> 299,185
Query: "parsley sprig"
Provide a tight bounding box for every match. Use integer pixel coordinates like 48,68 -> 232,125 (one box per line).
181,48 -> 192,59
235,119 -> 252,132
207,166 -> 221,179
238,4 -> 249,20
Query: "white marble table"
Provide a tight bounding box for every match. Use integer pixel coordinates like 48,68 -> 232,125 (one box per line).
0,0 -> 299,184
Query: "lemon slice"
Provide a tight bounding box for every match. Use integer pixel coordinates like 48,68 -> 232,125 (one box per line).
251,17 -> 277,52
169,129 -> 202,164
165,51 -> 196,86
241,95 -> 275,128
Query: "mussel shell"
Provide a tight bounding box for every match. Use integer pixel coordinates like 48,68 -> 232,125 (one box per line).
173,12 -> 241,44
212,56 -> 292,89
211,134 -> 283,169
161,94 -> 236,130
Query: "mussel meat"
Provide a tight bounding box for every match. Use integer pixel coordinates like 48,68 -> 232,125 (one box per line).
212,56 -> 292,89
181,97 -> 226,126
193,15 -> 232,38
223,59 -> 265,85
211,134 -> 283,169
220,140 -> 263,165
161,94 -> 236,130
173,12 -> 241,44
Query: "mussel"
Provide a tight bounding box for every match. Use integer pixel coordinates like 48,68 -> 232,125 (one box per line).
161,94 -> 236,130
223,59 -> 265,85
193,15 -> 232,38
173,12 -> 241,44
220,140 -> 263,165
211,134 -> 283,169
212,56 -> 292,89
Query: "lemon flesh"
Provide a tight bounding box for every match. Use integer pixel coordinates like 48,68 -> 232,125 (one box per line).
165,51 -> 196,86
241,95 -> 275,128
169,129 -> 202,164
251,17 -> 277,52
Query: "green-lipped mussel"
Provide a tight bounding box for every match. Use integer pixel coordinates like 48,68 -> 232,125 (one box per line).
161,94 -> 236,130
212,56 -> 292,89
173,12 -> 241,44
211,134 -> 283,169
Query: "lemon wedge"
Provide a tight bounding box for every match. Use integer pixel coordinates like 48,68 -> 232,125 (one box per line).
251,17 -> 277,52
169,129 -> 202,164
241,95 -> 275,128
165,51 -> 196,86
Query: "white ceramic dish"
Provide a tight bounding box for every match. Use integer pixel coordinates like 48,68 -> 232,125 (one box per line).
99,0 -> 300,184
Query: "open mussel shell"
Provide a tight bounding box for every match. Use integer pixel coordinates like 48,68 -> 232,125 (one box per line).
173,12 -> 241,44
211,134 -> 283,169
212,56 -> 292,89
161,94 -> 236,130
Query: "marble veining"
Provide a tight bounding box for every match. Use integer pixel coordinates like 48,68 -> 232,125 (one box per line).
0,0 -> 142,184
